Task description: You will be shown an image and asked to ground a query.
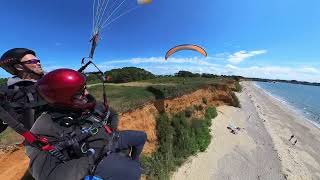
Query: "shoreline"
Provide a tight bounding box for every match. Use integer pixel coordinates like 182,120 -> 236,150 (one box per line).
172,81 -> 320,180
172,82 -> 284,180
253,81 -> 320,130
244,81 -> 320,180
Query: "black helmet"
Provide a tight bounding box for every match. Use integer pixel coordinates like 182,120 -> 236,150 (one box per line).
0,48 -> 36,75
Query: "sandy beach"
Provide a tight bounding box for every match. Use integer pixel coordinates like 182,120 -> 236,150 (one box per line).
172,81 -> 320,180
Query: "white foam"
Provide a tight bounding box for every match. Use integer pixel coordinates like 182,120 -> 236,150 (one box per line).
253,81 -> 320,129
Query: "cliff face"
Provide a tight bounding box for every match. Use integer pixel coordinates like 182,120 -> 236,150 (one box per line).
0,84 -> 237,179
118,84 -> 236,154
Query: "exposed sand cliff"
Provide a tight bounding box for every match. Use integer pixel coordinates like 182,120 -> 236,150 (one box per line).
0,84 -> 237,180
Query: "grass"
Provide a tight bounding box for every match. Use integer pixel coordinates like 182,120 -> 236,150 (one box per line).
142,76 -> 228,87
88,77 -> 230,112
141,77 -> 229,99
0,128 -> 22,145
141,107 -> 218,180
88,85 -> 155,113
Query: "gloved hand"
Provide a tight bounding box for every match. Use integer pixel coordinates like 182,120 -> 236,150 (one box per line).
91,102 -> 118,131
93,102 -> 109,119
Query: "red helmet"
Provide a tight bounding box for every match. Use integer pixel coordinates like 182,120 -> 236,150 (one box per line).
36,68 -> 96,111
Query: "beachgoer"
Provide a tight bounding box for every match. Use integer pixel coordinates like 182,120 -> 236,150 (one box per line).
289,135 -> 294,141
293,139 -> 298,146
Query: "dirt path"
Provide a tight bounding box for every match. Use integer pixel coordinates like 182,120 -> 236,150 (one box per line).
0,147 -> 29,180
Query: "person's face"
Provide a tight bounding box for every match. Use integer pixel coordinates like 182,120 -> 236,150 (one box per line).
73,87 -> 90,104
20,54 -> 44,75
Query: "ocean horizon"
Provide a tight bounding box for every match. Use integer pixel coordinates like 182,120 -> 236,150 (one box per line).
254,81 -> 320,129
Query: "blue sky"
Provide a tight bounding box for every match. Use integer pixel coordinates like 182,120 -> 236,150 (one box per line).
1,0 -> 320,82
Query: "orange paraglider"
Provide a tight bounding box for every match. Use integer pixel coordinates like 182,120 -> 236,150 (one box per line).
137,0 -> 152,5
165,44 -> 208,60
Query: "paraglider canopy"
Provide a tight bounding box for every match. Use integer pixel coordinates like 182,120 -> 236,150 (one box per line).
138,0 -> 152,5
86,0 -> 152,60
165,44 -> 208,60
78,0 -> 152,111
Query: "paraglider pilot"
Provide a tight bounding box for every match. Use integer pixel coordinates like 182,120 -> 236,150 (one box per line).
25,68 -> 147,180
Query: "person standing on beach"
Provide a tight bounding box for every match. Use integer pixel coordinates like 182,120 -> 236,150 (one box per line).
289,135 -> 294,141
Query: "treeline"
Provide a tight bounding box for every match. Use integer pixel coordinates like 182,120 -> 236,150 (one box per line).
105,67 -> 155,83
86,67 -> 156,84
174,71 -> 219,78
243,77 -> 320,86
0,67 -> 242,85
85,67 -> 237,84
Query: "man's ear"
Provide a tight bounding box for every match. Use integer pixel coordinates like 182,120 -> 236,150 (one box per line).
13,64 -> 24,71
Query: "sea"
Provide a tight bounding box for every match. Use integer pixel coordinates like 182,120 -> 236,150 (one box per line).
254,81 -> 320,128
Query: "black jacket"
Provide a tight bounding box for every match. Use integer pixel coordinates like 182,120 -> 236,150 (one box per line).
0,76 -> 46,134
25,107 -> 118,180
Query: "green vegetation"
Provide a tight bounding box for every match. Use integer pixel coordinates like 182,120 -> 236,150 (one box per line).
142,77 -> 228,99
0,78 -> 7,86
174,70 -> 201,77
202,97 -> 208,105
231,92 -> 241,108
0,128 -> 22,145
86,73 -> 102,84
105,67 -> 156,83
193,104 -> 204,111
88,76 -> 230,112
88,85 -> 155,113
235,81 -> 242,92
141,107 -> 218,180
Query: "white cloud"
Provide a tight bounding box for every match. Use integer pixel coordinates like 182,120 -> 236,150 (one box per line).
224,65 -> 320,83
2,52 -> 317,83
97,56 -> 319,82
298,67 -> 320,74
225,64 -> 238,69
227,50 -> 267,64
101,56 -> 220,67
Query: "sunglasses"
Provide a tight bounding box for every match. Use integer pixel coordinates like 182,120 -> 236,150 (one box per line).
21,59 -> 41,64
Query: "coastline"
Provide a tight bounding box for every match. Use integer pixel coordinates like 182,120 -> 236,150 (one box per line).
172,82 -> 284,180
172,81 -> 320,180
253,81 -> 320,130
243,81 -> 320,179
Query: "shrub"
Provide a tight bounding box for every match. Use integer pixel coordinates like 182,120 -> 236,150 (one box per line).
231,92 -> 241,108
142,114 -> 175,180
193,104 -> 204,111
142,106 -> 218,180
171,113 -> 198,164
192,119 -> 211,152
202,97 -> 208,105
235,81 -> 242,92
184,108 -> 193,118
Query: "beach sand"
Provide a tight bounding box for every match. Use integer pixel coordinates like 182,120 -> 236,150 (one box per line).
172,81 -> 320,180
